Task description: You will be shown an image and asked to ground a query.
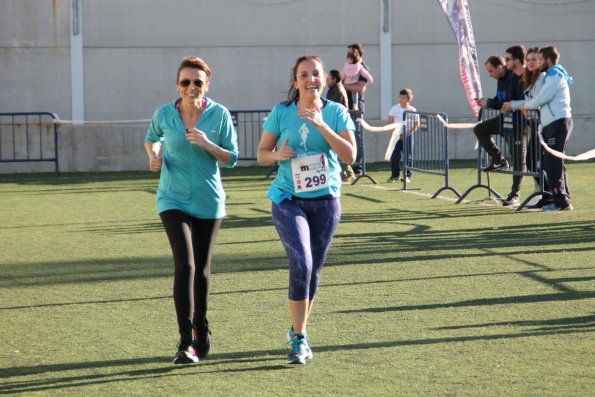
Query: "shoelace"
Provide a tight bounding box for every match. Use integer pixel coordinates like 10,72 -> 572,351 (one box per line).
193,327 -> 211,342
289,336 -> 310,353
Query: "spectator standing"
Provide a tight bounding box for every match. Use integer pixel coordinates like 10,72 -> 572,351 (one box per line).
386,89 -> 418,183
343,44 -> 370,175
522,46 -> 573,211
498,45 -> 528,206
325,69 -> 354,182
503,47 -> 551,207
325,69 -> 348,108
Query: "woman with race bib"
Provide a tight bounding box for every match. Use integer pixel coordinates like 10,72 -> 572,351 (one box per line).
257,55 -> 357,365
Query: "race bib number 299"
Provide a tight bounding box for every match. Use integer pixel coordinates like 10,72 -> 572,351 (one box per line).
291,153 -> 329,193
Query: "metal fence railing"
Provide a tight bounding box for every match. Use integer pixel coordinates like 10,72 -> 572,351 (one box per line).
403,111 -> 461,199
455,108 -> 550,211
230,110 -> 269,161
0,112 -> 59,176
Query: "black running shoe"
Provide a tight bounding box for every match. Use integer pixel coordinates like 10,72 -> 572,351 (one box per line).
192,320 -> 211,359
482,158 -> 509,172
173,343 -> 198,365
502,193 -> 520,207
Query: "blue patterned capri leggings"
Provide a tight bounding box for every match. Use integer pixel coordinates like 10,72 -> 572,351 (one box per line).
272,197 -> 341,301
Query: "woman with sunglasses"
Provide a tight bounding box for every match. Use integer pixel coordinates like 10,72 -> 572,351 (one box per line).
257,55 -> 357,365
144,56 -> 238,364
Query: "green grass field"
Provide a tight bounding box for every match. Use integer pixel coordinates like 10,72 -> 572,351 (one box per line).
0,161 -> 593,396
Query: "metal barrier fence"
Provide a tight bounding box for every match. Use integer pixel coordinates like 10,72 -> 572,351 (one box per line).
455,108 -> 550,211
230,110 -> 269,161
403,111 -> 461,199
351,110 -> 378,185
0,112 -> 59,176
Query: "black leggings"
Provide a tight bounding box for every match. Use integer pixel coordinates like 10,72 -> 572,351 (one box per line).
160,209 -> 221,344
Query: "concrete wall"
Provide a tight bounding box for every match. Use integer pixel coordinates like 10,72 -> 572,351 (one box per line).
1,116 -> 592,174
1,0 -> 593,173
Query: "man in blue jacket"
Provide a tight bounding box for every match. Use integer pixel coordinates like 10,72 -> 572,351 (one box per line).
522,46 -> 573,211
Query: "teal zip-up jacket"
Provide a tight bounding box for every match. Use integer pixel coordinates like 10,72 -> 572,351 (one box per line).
144,98 -> 238,219
523,64 -> 573,127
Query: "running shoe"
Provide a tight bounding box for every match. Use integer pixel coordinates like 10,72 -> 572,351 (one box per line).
173,343 -> 198,365
192,320 -> 211,359
286,325 -> 312,360
287,335 -> 311,365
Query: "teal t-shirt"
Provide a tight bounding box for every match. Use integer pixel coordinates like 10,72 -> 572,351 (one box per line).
262,99 -> 355,201
144,98 -> 238,219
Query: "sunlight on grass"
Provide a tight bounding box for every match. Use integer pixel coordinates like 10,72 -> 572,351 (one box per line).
0,162 -> 593,396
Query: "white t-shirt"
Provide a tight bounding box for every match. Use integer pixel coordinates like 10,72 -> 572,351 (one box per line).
387,104 -> 416,135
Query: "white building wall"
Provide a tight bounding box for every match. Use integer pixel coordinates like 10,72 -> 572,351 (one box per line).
0,0 -> 593,172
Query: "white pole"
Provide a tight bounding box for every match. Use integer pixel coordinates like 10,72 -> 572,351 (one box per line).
70,0 -> 84,123
379,0 -> 393,118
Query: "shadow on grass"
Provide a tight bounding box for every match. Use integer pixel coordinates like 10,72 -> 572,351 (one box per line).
3,266 -> 592,311
0,324 -> 592,394
337,290 -> 595,314
432,313 -> 595,331
1,218 -> 592,289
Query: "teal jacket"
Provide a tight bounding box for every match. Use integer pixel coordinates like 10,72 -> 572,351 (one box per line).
145,98 -> 238,219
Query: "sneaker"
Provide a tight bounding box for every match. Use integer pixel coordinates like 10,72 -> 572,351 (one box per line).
502,193 -> 520,207
526,195 -> 542,207
542,203 -> 573,212
192,320 -> 211,359
387,177 -> 398,183
287,335 -> 311,365
482,158 -> 509,172
286,325 -> 312,360
399,176 -> 411,183
173,343 -> 199,365
342,174 -> 356,183
527,198 -> 552,209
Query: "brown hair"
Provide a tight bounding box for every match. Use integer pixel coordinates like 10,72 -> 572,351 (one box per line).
176,56 -> 211,82
285,55 -> 324,104
539,46 -> 560,65
523,47 -> 541,89
399,88 -> 413,101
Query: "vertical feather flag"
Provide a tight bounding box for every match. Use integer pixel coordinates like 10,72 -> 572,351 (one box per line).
438,0 -> 482,117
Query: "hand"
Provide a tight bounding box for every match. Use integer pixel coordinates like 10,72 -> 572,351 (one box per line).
186,127 -> 212,150
298,106 -> 324,127
501,102 -> 512,113
149,156 -> 162,173
474,98 -> 487,108
276,138 -> 294,161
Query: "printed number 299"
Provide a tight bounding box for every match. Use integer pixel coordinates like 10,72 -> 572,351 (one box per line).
305,174 -> 326,188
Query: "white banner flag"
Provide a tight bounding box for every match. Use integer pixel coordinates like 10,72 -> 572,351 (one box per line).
438,0 -> 482,117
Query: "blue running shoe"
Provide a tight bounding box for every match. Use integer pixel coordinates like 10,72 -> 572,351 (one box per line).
286,325 -> 312,360
542,203 -> 573,211
287,335 -> 310,365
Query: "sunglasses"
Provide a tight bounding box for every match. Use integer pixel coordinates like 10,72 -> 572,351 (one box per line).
178,79 -> 206,88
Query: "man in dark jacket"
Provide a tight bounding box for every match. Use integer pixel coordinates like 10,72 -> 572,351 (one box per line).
473,49 -> 525,173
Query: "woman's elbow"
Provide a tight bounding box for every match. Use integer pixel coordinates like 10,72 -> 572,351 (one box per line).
342,149 -> 357,165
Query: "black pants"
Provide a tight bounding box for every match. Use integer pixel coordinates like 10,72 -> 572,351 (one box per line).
542,118 -> 572,208
526,123 -> 551,193
350,110 -> 363,173
160,209 -> 221,345
473,114 -> 504,162
509,126 -> 527,195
